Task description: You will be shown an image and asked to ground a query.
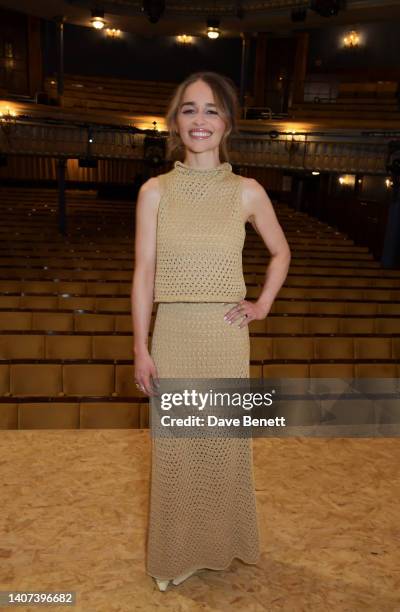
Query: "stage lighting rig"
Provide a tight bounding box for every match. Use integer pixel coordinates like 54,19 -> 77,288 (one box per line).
143,0 -> 165,23
310,0 -> 345,17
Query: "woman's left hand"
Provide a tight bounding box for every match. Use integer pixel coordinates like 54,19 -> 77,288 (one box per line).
224,300 -> 270,328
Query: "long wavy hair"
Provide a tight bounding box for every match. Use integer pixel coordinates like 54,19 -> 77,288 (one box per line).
165,71 -> 240,162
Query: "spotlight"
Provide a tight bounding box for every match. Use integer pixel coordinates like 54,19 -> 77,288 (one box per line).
291,8 -> 307,22
143,0 -> 165,23
207,18 -> 220,39
91,9 -> 106,29
310,0 -> 344,17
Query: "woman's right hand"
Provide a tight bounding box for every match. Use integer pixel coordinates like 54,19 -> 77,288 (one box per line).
134,348 -> 160,397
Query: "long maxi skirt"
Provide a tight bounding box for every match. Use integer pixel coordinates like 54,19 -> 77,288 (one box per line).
146,301 -> 261,581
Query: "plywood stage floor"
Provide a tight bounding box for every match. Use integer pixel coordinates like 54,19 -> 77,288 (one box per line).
0,430 -> 399,612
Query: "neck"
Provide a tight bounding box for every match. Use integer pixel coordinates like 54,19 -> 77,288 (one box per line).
182,150 -> 222,170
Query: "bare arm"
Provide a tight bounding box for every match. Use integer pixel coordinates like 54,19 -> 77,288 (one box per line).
244,177 -> 291,312
130,177 -> 160,393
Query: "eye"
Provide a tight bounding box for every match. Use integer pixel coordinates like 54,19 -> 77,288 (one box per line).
182,109 -> 195,114
207,110 -> 218,114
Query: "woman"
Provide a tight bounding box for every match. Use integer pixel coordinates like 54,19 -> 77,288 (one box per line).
131,71 -> 291,591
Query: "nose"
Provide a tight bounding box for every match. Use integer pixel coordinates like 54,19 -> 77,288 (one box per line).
192,116 -> 207,127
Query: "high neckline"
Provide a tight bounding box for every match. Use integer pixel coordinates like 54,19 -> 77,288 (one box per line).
174,160 -> 232,176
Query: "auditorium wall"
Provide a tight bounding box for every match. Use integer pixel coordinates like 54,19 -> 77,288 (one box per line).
0,8 -> 28,95
43,21 -> 255,90
307,21 -> 400,79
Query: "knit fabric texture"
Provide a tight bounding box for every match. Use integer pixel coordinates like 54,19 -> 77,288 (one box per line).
147,301 -> 261,580
153,160 -> 247,302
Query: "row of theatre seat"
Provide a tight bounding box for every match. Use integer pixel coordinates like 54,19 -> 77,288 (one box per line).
44,74 -> 176,116
0,187 -> 399,429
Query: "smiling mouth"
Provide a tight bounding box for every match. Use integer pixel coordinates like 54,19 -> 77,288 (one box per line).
189,130 -> 213,139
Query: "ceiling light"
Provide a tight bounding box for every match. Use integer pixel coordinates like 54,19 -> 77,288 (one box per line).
207,18 -> 220,39
91,9 -> 106,29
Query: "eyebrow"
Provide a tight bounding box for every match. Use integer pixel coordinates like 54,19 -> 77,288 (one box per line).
180,101 -> 217,108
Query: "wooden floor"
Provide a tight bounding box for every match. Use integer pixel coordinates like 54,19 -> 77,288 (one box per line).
1,430 -> 399,611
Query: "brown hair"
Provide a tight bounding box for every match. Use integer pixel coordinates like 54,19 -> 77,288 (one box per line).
165,71 -> 240,162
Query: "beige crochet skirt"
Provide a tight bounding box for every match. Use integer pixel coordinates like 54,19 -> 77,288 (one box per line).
146,302 -> 261,581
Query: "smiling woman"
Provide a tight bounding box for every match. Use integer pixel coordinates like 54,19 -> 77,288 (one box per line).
131,70 -> 290,592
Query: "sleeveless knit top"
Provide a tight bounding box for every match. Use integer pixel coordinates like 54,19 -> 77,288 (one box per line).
153,160 -> 247,303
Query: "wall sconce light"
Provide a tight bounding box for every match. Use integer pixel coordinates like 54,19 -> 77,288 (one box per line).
105,28 -> 121,38
91,9 -> 106,29
338,174 -> 356,186
176,34 -> 193,44
343,30 -> 360,48
0,107 -> 17,121
284,131 -> 300,155
312,171 -> 320,175
0,107 -> 18,143
385,178 -> 393,189
207,19 -> 220,39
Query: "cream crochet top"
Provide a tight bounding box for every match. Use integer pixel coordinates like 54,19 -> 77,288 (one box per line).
153,160 -> 247,302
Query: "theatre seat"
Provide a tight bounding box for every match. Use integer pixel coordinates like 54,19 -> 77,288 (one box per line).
92,336 -> 133,360
19,403 -> 80,428
115,364 -> 140,397
267,317 -> 303,333
32,312 -> 74,331
45,335 -> 92,360
0,334 -> 45,359
115,315 -> 133,332
314,337 -> 354,360
354,337 -> 392,360
0,403 -> 18,428
10,364 -> 63,396
304,318 -> 340,334
74,313 -> 114,332
0,312 -> 31,330
250,337 -> 273,360
80,402 -> 146,428
263,363 -> 309,378
63,364 -> 114,396
309,363 -> 355,378
272,337 -> 314,360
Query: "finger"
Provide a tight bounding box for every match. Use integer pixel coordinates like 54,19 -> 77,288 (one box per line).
239,315 -> 251,328
150,374 -> 160,396
145,375 -> 159,397
224,305 -> 243,321
135,380 -> 146,395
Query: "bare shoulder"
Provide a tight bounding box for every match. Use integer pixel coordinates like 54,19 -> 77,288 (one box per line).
137,176 -> 162,210
238,176 -> 272,223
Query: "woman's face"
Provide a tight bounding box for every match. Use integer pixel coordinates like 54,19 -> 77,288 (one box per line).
175,79 -> 227,155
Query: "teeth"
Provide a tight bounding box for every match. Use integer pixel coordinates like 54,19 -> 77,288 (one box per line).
190,131 -> 211,136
